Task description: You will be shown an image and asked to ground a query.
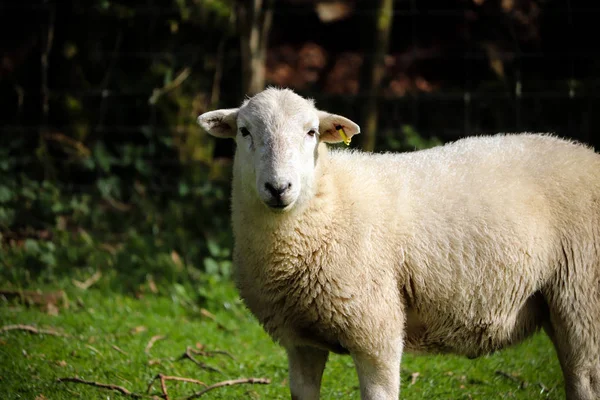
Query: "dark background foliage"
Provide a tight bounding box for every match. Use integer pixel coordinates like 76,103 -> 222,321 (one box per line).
1,0 -> 598,296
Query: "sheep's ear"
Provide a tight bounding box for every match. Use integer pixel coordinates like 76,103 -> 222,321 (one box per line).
317,111 -> 360,145
197,108 -> 238,138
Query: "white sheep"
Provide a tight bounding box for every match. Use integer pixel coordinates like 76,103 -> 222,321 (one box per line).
197,87 -> 600,400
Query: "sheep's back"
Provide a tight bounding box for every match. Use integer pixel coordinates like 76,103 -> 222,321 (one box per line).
329,133 -> 600,355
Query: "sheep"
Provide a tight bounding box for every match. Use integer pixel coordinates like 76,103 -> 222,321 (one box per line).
197,87 -> 600,400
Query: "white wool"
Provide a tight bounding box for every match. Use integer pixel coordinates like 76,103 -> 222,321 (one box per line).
198,88 -> 600,400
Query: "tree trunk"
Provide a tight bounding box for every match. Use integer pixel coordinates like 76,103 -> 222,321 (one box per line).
236,0 -> 274,96
213,1 -> 273,161
359,0 -> 393,152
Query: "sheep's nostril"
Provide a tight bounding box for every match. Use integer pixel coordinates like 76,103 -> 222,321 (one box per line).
265,182 -> 291,198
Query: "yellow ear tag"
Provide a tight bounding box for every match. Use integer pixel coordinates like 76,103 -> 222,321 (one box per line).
336,125 -> 351,146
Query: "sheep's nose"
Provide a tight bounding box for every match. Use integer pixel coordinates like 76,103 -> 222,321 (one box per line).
265,181 -> 292,198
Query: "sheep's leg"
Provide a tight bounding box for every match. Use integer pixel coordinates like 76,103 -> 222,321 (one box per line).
286,345 -> 329,400
544,275 -> 600,400
544,318 -> 600,400
352,337 -> 403,400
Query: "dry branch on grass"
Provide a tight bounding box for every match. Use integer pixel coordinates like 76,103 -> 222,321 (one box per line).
146,373 -> 206,400
59,375 -> 270,399
112,344 -> 129,356
199,308 -> 230,331
145,335 -> 167,355
0,324 -> 69,337
180,347 -> 223,374
189,348 -> 236,361
495,370 -> 529,389
55,338 -> 269,398
409,372 -> 420,385
184,377 -> 271,399
57,377 -> 144,398
538,382 -> 553,394
497,371 -> 553,394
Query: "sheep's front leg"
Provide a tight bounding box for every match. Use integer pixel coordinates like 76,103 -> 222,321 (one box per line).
352,338 -> 403,400
286,345 -> 329,400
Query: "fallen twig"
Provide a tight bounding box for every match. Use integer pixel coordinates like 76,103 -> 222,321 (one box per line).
187,348 -> 236,362
410,372 -> 420,385
145,335 -> 166,355
112,345 -> 129,356
57,377 -> 144,398
538,381 -> 553,394
160,377 -> 169,400
72,270 -> 102,290
85,344 -> 102,356
495,370 -> 529,389
0,324 -> 68,337
199,308 -> 230,331
146,373 -> 207,400
184,377 -> 271,399
495,370 -> 519,382
180,347 -> 223,374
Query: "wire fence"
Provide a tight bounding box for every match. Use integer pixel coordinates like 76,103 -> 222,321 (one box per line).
2,0 -> 598,162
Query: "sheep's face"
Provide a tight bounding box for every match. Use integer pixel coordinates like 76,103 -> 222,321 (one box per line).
198,88 -> 360,212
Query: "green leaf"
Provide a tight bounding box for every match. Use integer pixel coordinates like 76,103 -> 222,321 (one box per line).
203,257 -> 220,275
79,230 -> 94,246
219,260 -> 232,278
40,252 -> 57,267
178,182 -> 189,197
93,143 -> 114,172
0,207 -> 15,226
20,186 -> 37,200
51,201 -> 65,213
24,239 -> 40,254
0,185 -> 13,203
81,156 -> 95,170
206,238 -> 220,257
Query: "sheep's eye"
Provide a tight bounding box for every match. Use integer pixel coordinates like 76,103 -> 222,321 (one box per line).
240,127 -> 251,137
307,129 -> 317,137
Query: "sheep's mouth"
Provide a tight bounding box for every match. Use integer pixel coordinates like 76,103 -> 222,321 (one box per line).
265,200 -> 295,212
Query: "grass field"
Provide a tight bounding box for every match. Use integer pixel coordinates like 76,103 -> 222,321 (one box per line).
0,278 -> 565,400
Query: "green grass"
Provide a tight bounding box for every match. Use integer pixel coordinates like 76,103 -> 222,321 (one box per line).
0,280 -> 564,400
0,125 -> 566,399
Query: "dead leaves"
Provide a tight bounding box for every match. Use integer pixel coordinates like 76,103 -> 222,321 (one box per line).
72,271 -> 102,290
0,324 -> 69,337
131,326 -> 148,335
0,289 -> 69,315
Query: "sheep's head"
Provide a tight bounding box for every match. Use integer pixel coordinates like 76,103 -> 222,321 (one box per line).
198,88 -> 360,212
